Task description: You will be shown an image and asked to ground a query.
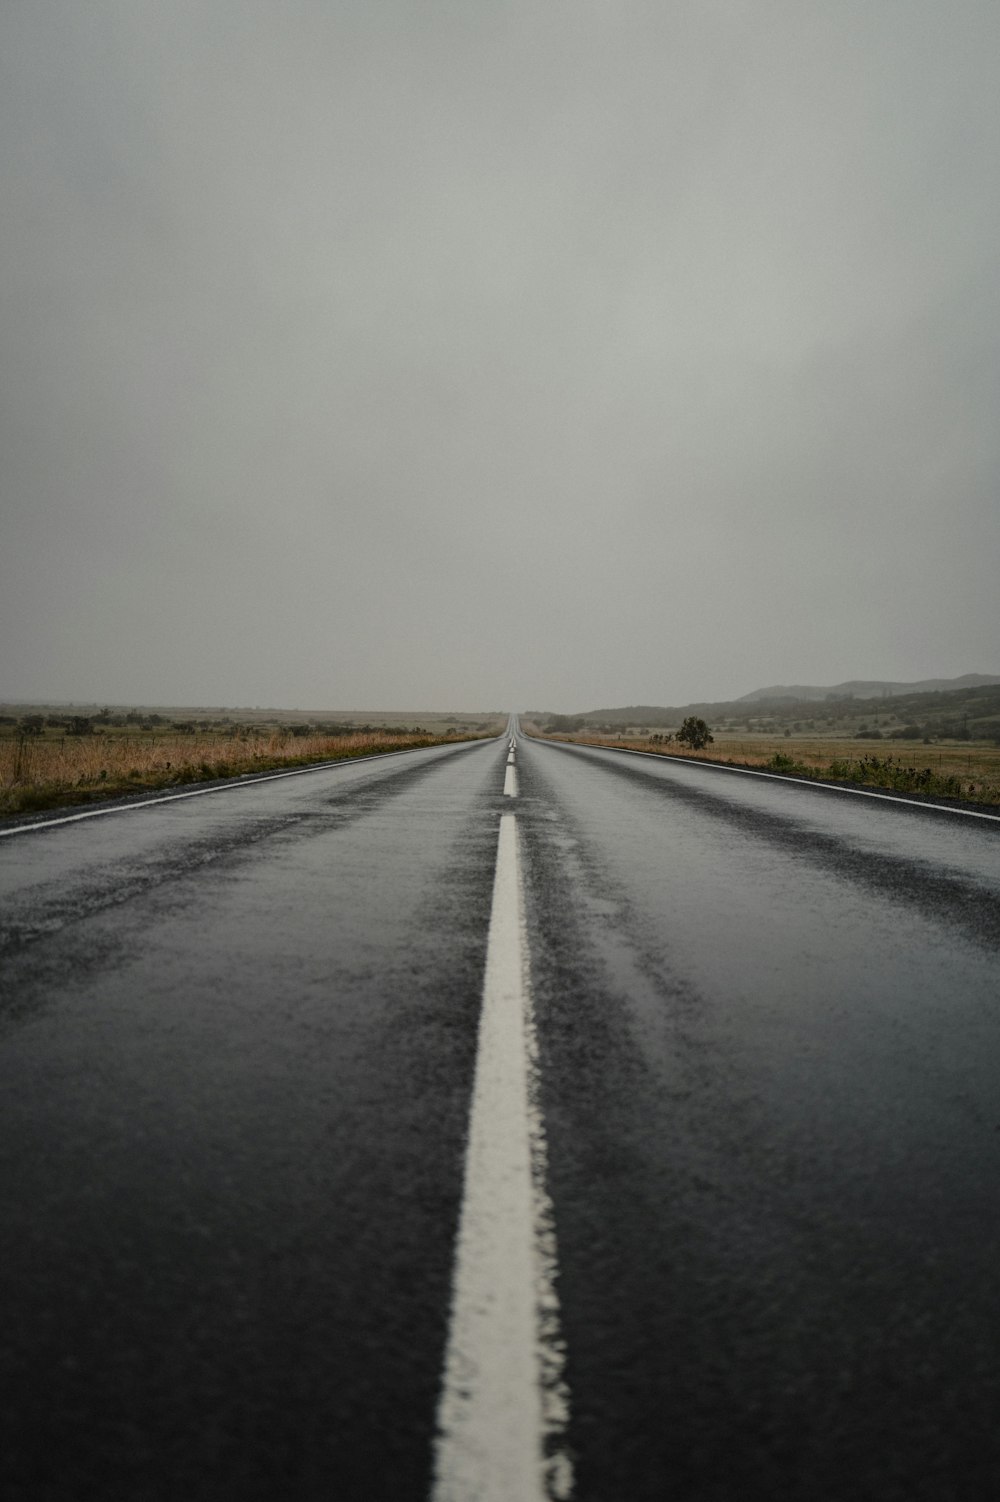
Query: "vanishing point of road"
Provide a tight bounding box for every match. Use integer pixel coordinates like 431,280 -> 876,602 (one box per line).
2,723 -> 999,1500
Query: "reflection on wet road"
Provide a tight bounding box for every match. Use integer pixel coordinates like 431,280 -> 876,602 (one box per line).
520,737 -> 1000,1502
2,728 -> 999,1500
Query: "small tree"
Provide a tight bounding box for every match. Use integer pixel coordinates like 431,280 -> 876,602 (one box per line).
676,716 -> 713,750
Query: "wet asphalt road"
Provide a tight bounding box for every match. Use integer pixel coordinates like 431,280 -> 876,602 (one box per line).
2,728 -> 1000,1500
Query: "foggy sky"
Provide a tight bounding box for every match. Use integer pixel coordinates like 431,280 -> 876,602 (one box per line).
2,0 -> 998,712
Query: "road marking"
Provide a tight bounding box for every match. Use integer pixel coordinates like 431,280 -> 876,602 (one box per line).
432,814 -> 571,1502
504,764 -> 518,797
0,742 -> 482,840
539,741 -> 1000,823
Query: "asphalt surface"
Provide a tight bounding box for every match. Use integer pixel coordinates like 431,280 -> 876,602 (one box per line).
2,728 -> 1000,1500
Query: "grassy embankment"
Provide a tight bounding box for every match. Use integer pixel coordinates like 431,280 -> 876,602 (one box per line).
0,708 -> 503,818
523,726 -> 1000,807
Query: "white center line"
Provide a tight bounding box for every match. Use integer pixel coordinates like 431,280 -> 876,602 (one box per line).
431,813 -> 572,1502
503,763 -> 518,797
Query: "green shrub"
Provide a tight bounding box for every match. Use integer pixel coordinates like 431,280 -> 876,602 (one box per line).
828,754 -> 961,797
676,716 -> 714,750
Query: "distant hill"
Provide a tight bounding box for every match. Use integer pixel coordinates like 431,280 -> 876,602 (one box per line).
738,674 -> 1000,703
532,674 -> 1000,742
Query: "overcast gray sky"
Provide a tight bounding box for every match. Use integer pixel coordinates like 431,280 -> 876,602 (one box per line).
2,1 -> 998,712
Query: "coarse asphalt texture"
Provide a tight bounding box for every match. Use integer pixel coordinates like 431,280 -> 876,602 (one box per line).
2,726 -> 1000,1500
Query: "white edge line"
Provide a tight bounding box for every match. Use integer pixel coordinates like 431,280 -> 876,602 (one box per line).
534,739 -> 1000,824
0,739 -> 485,839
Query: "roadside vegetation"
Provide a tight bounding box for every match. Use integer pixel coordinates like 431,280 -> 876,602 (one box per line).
675,716 -> 714,750
0,706 -> 502,818
524,679 -> 1000,807
524,723 -> 1000,809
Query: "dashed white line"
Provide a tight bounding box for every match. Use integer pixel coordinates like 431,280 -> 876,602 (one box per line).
431,813 -> 571,1502
503,764 -> 518,797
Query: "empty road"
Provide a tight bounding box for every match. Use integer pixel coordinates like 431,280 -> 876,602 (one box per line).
2,726 -> 999,1500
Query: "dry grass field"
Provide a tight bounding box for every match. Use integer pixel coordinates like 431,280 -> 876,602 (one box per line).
709,734 -> 1000,789
0,710 -> 503,818
524,725 -> 1000,807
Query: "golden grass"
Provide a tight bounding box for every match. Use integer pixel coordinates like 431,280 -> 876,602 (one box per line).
526,729 -> 1000,806
712,735 -> 1000,786
0,728 -> 482,817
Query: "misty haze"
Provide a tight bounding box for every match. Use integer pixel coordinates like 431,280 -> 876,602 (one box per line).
2,1 -> 998,711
